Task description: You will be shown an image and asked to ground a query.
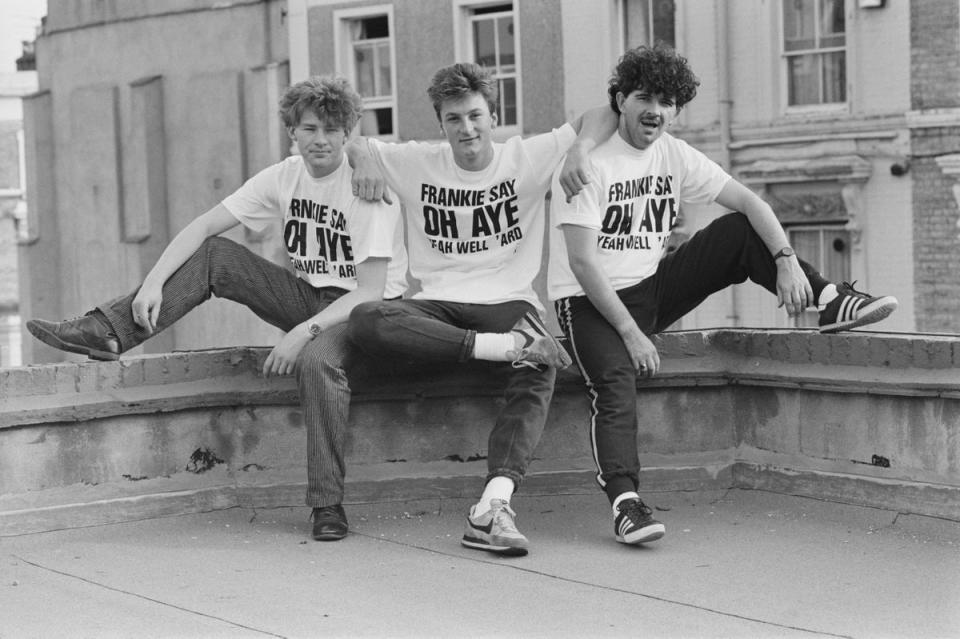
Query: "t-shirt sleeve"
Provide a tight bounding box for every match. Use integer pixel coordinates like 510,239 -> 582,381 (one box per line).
221,163 -> 283,234
367,138 -> 424,195
676,140 -> 733,205
346,198 -> 402,265
520,123 -> 578,186
550,162 -> 604,231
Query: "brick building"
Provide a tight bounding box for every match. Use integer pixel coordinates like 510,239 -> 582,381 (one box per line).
17,0 -> 960,363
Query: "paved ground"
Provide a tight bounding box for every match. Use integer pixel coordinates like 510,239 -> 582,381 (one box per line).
2,488 -> 958,639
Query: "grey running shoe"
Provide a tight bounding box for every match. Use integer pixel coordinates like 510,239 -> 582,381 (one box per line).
461,499 -> 529,556
507,311 -> 572,370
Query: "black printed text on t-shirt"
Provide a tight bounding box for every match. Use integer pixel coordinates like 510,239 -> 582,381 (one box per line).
418,179 -> 522,255
599,174 -> 678,251
283,197 -> 356,278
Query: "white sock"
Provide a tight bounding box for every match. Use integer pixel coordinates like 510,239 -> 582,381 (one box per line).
818,283 -> 838,307
612,491 -> 640,515
472,333 -> 516,361
474,476 -> 516,516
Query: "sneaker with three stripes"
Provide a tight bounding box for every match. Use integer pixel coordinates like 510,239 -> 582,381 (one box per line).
614,497 -> 665,545
817,281 -> 898,334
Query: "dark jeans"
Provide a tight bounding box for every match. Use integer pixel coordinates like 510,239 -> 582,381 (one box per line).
98,236 -> 358,508
348,299 -> 556,487
554,212 -> 828,502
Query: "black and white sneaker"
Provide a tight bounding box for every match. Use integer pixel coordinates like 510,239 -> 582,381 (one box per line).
614,498 -> 665,545
818,281 -> 898,333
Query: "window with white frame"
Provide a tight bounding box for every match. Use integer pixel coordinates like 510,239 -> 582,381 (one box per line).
789,225 -> 851,283
782,0 -> 846,107
618,0 -> 675,51
335,8 -> 396,137
457,2 -> 519,129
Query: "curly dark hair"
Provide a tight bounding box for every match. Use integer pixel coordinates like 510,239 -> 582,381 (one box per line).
608,44 -> 700,114
279,75 -> 364,133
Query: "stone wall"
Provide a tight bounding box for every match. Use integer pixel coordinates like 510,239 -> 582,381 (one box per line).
2,329 -> 958,536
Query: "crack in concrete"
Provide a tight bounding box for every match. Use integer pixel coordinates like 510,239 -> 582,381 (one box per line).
350,533 -> 855,639
11,554 -> 288,638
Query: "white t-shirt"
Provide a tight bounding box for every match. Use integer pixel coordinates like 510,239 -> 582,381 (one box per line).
548,131 -> 731,300
222,155 -> 408,299
368,124 -> 576,308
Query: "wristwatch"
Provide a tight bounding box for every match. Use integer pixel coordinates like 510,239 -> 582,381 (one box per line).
307,321 -> 322,338
773,247 -> 796,261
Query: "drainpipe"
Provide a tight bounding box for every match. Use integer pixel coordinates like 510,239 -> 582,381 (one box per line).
715,0 -> 739,326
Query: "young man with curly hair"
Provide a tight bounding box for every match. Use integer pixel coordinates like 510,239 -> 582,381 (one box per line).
27,76 -> 408,542
550,44 -> 898,546
346,62 -> 618,556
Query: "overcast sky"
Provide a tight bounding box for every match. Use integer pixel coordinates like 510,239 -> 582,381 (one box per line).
0,0 -> 47,73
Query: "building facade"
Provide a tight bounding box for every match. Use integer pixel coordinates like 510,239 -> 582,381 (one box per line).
291,0 -> 926,333
0,68 -> 37,367
19,0 -> 960,363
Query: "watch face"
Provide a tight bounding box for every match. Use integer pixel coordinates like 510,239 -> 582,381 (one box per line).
308,322 -> 321,336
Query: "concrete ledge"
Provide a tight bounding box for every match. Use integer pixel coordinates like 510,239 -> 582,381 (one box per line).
2,329 -> 959,535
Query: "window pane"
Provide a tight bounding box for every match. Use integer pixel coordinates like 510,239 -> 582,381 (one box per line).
359,107 -> 393,136
783,0 -> 816,51
358,15 -> 389,39
821,51 -> 845,102
473,19 -> 497,68
820,0 -> 844,36
376,41 -> 392,96
790,230 -> 822,271
623,0 -> 651,48
500,77 -> 517,126
496,16 -> 515,69
354,44 -> 376,96
822,229 -> 850,282
788,54 -> 819,105
652,0 -> 675,46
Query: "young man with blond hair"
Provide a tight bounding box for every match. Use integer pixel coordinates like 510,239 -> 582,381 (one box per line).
28,76 -> 408,542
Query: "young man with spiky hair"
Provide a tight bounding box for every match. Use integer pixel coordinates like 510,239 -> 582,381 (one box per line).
550,44 -> 898,547
346,62 -> 618,557
27,76 -> 408,542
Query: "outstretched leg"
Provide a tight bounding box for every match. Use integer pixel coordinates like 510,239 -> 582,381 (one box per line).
28,237 -> 320,359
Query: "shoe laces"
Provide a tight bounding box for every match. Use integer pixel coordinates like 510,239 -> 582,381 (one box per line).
490,502 -> 520,533
838,280 -> 868,298
619,498 -> 653,521
510,348 -> 545,370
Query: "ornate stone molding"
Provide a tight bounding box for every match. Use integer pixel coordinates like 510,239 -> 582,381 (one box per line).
739,155 -> 873,185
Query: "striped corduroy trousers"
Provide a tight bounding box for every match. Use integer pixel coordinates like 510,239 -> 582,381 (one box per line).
99,236 -> 358,508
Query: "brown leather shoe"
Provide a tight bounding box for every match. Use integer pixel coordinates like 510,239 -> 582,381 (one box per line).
27,313 -> 121,361
311,505 -> 348,541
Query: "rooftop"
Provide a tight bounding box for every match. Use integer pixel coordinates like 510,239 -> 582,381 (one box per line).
2,330 -> 959,637
3,489 -> 958,638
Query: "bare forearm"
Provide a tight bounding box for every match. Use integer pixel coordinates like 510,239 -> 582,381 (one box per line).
571,260 -> 638,337
305,285 -> 381,333
570,105 -> 618,154
142,207 -> 235,288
